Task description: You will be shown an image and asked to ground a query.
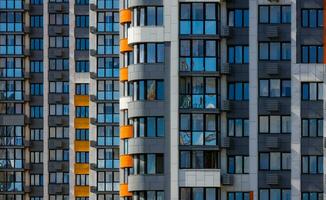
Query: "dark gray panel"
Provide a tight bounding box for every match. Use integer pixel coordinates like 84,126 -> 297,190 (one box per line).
74,5 -> 89,15
75,28 -> 89,38
48,26 -> 69,36
226,0 -> 248,9
258,171 -> 291,188
128,137 -> 165,154
227,138 -> 249,155
228,101 -> 249,118
30,186 -> 43,196
301,138 -> 323,155
228,64 -> 249,82
48,116 -> 69,127
48,94 -> 69,104
301,174 -> 323,192
128,0 -> 163,8
128,63 -> 165,81
48,184 -> 69,194
48,162 -> 69,172
258,98 -> 291,115
128,175 -> 164,191
48,71 -> 69,81
258,61 -> 291,79
301,101 -> 323,118
128,101 -> 165,118
258,25 -> 291,41
75,51 -> 89,60
0,115 -> 24,125
48,139 -> 69,149
48,3 -> 69,13
258,134 -> 291,152
30,5 -> 43,15
30,141 -> 43,151
30,164 -> 43,173
30,119 -> 43,129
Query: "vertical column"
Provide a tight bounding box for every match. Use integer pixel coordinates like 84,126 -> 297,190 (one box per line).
323,1 -> 326,199
249,0 -> 258,199
166,0 -> 179,199
69,0 -> 76,199
42,0 -> 49,199
291,0 -> 301,199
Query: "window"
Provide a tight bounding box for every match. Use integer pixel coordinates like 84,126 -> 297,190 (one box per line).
49,172 -> 69,184
30,38 -> 43,50
0,80 -> 23,100
49,36 -> 69,48
302,118 -> 323,137
30,83 -> 43,96
228,45 -> 249,64
228,82 -> 249,100
31,129 -> 43,141
76,38 -> 89,50
259,5 -> 291,24
134,43 -> 165,64
228,155 -> 249,174
0,12 -> 22,32
49,195 -> 69,200
76,15 -> 89,28
179,114 -> 217,146
30,15 -> 43,28
30,151 -> 43,163
259,116 -> 291,134
49,126 -> 69,139
76,174 -> 88,186
302,192 -> 323,200
97,34 -> 119,54
30,174 -> 43,186
76,0 -> 88,4
76,83 -> 89,95
0,103 -> 23,114
97,148 -> 119,169
0,35 -> 23,55
132,80 -> 164,101
133,154 -> 164,175
97,0 -> 119,9
259,152 -> 291,170
76,106 -> 89,118
76,129 -> 89,141
0,126 -> 23,146
133,117 -> 165,137
180,187 -> 219,200
133,6 -> 163,27
133,191 -> 164,200
0,57 -> 23,77
49,149 -> 69,161
49,59 -> 69,71
31,106 -> 43,118
180,150 -> 218,169
0,171 -> 23,192
97,12 -> 119,32
97,125 -> 119,146
302,155 -> 323,174
227,192 -> 250,200
97,80 -> 119,100
0,0 -> 23,9
49,104 -> 69,116
227,118 -> 249,137
31,0 -> 43,5
259,42 -> 291,61
97,171 -> 119,192
76,152 -> 89,163
301,45 -> 323,63
259,79 -> 291,97
97,57 -> 119,77
302,9 -> 323,28
259,189 -> 291,200
180,77 -> 217,109
31,61 -> 43,73
180,3 -> 218,35
302,82 -> 323,100
49,13 -> 69,25
228,9 -> 249,27
180,39 -> 218,72
0,149 -> 23,168
76,60 -> 89,72
97,103 -> 119,123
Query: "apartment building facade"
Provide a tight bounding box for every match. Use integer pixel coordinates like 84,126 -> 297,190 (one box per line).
0,0 -> 325,200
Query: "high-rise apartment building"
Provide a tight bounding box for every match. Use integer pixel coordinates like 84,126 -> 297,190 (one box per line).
0,0 -> 325,200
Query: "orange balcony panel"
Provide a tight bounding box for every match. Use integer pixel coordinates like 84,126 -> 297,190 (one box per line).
74,163 -> 90,174
75,186 -> 89,197
75,141 -> 90,152
120,68 -> 128,82
120,39 -> 133,53
120,184 -> 132,197
74,95 -> 89,106
120,155 -> 133,168
120,125 -> 133,139
120,9 -> 132,24
74,118 -> 89,129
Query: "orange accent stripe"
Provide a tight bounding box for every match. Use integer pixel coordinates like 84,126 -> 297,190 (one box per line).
120,184 -> 132,197
74,141 -> 90,152
120,125 -> 133,139
74,186 -> 89,197
74,163 -> 90,174
120,67 -> 128,81
250,191 -> 254,200
120,9 -> 132,24
74,95 -> 89,106
120,155 -> 133,168
74,118 -> 89,129
120,38 -> 133,53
